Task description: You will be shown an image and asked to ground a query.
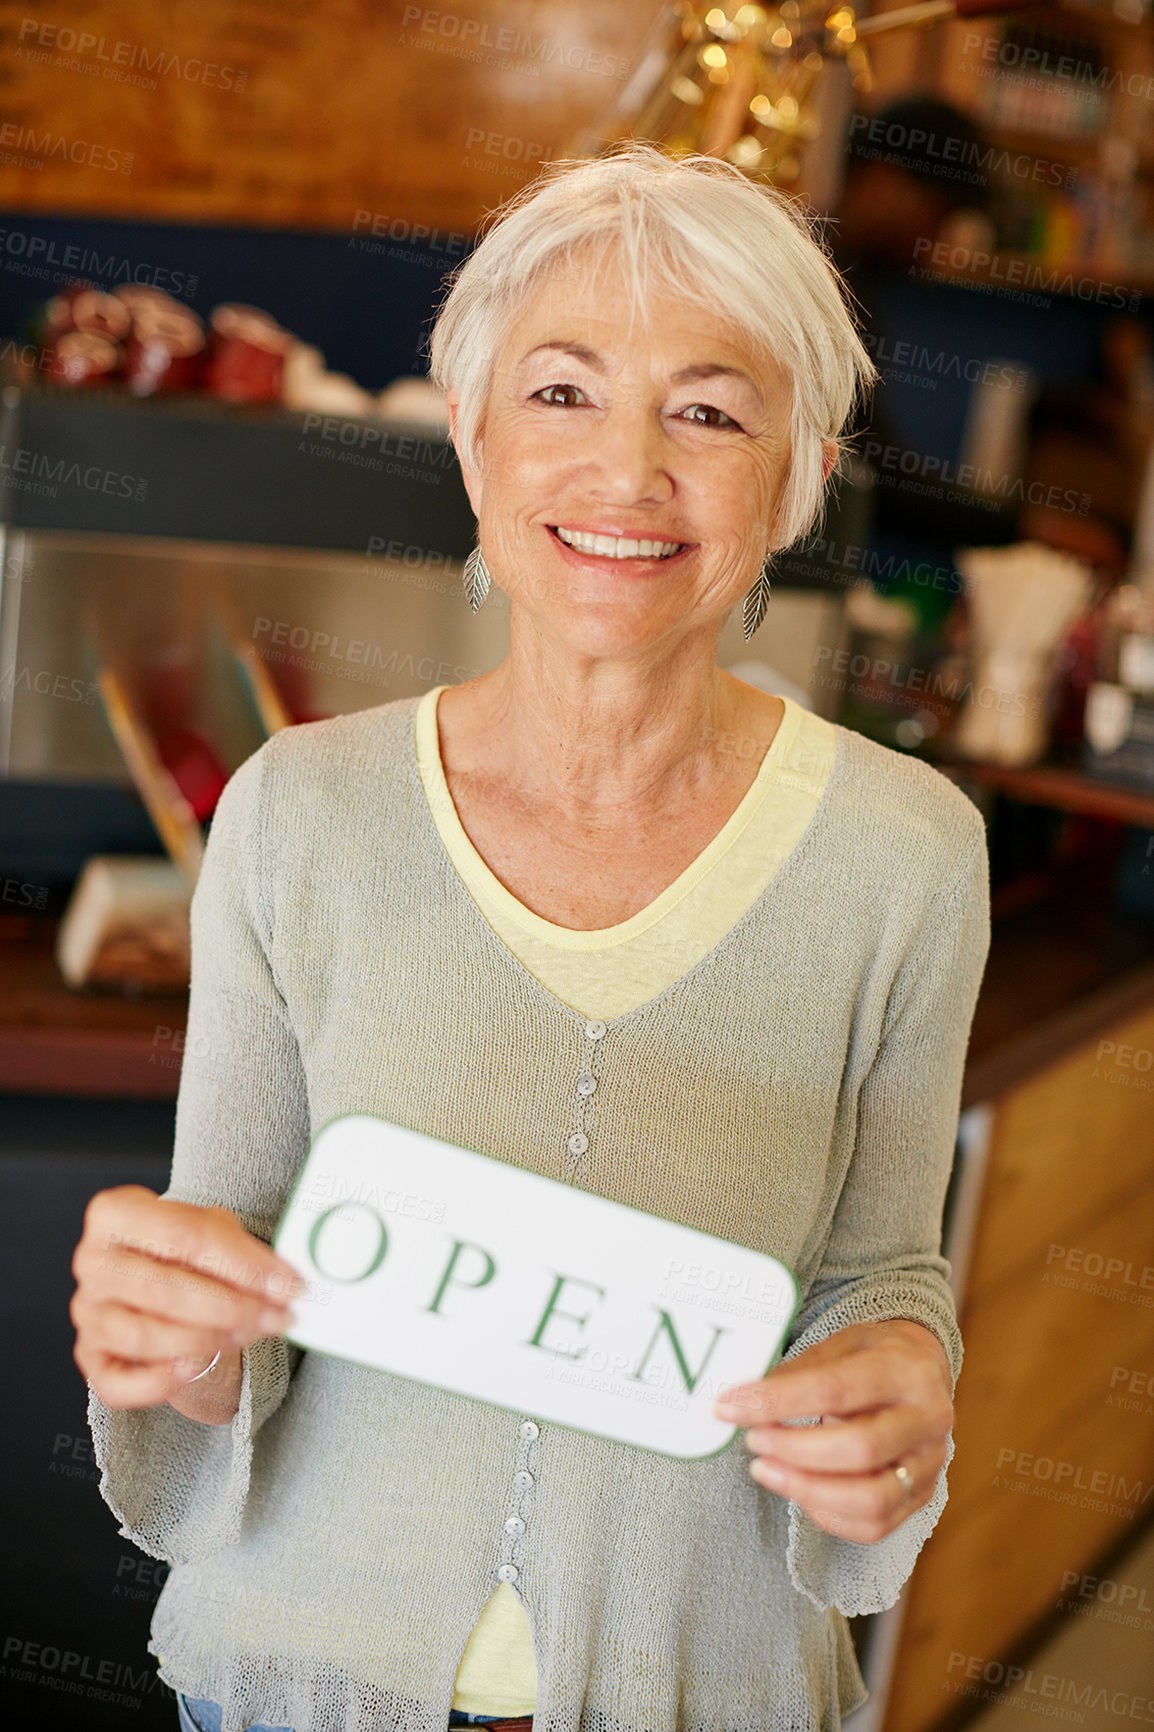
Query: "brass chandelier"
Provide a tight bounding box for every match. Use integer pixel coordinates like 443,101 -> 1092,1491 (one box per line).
568,1 -> 1012,184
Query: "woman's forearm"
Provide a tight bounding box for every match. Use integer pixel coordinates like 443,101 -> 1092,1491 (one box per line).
166,1346 -> 245,1426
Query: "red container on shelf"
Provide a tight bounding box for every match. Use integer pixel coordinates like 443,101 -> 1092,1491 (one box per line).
155,729 -> 230,822
203,304 -> 292,404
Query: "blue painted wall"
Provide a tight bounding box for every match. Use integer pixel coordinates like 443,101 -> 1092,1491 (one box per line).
0,212 -> 469,389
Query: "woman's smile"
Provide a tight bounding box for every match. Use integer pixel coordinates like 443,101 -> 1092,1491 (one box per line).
545,522 -> 693,569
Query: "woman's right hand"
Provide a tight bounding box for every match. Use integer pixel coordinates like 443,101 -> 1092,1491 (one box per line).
71,1185 -> 303,1425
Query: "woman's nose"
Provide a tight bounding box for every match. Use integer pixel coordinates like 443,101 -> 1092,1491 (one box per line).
582,405 -> 675,506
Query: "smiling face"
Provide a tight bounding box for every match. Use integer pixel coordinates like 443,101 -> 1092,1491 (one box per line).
447,250 -> 798,663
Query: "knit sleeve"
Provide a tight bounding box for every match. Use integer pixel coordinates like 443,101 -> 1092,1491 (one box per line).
783,812 -> 990,1616
87,739 -> 311,1565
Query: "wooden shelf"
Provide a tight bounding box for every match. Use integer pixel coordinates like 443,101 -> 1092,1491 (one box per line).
0,913 -> 187,1099
913,252 -> 1154,300
936,758 -> 1154,828
964,904 -> 1154,1107
4,854 -> 1154,1106
1045,0 -> 1154,42
988,126 -> 1154,178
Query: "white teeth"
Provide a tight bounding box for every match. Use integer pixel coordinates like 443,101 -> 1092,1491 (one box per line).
554,526 -> 683,559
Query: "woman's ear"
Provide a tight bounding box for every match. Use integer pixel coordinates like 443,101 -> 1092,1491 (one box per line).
820,440 -> 839,484
445,390 -> 484,518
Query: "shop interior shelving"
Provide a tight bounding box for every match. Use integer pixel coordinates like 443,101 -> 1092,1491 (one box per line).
939,756 -> 1154,826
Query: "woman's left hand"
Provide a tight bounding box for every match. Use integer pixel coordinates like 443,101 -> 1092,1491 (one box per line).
712,1318 -> 955,1543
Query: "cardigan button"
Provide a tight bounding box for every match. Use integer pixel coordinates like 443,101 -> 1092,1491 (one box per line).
567,1133 -> 588,1155
497,1563 -> 520,1583
584,1020 -> 606,1040
519,1420 -> 539,1439
576,1074 -> 597,1096
514,1470 -> 534,1490
505,1515 -> 526,1536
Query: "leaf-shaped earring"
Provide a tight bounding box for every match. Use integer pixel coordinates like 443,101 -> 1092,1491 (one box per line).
463,542 -> 491,614
742,561 -> 772,641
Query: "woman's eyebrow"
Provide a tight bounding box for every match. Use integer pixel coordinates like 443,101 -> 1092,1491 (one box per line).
674,362 -> 765,409
520,340 -> 601,368
518,342 -> 765,408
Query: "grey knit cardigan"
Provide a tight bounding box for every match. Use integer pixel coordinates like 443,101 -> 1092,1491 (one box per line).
89,693 -> 991,1732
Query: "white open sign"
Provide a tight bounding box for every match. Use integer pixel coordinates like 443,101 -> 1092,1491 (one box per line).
274,1114 -> 800,1459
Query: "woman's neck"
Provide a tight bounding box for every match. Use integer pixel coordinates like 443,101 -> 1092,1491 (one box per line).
435,657 -> 784,826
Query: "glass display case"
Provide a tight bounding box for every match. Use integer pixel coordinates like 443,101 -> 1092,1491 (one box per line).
0,381 -> 873,853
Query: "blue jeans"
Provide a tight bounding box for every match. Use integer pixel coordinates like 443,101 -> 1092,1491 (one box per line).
177,1693 -> 509,1729
177,1696 -> 293,1732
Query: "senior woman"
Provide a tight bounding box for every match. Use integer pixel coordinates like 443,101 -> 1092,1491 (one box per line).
72,143 -> 989,1732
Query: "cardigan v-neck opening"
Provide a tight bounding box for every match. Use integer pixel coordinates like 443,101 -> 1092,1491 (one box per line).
407,687 -> 842,1032
416,682 -> 803,946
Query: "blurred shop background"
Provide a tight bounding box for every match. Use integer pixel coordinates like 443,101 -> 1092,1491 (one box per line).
1,1 -> 1153,1729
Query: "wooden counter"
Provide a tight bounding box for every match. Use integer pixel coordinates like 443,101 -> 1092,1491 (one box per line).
879,989 -> 1154,1732
5,857 -> 1154,1106
0,911 -> 187,1099
867,859 -> 1154,1732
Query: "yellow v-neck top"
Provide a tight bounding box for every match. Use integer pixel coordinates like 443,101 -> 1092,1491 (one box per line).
415,683 -> 837,1026
415,681 -> 837,1716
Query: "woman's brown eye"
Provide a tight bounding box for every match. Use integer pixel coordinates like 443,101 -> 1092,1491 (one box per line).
685,404 -> 738,428
538,384 -> 583,406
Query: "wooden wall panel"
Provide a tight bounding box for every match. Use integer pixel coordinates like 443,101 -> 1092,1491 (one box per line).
0,0 -> 659,231
892,1385 -> 1154,1732
944,1193 -> 1154,1518
963,1004 -> 1154,1305
883,1003 -> 1154,1732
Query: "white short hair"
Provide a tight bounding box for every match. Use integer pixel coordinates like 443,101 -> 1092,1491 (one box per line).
427,141 -> 876,555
